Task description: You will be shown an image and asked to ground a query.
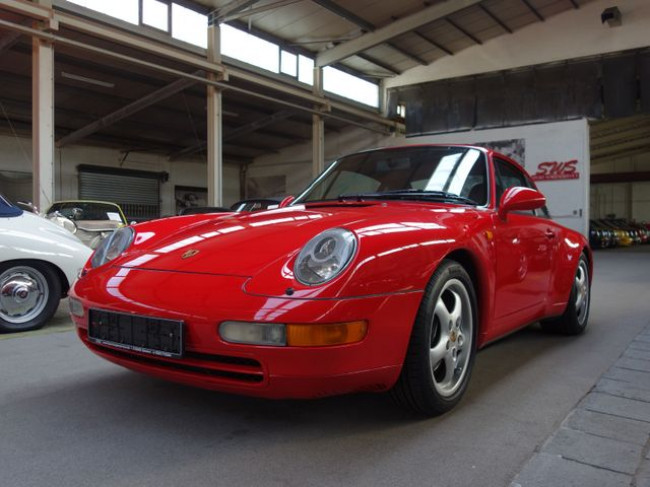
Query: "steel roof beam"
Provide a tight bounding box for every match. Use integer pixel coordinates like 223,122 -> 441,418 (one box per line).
478,4 -> 512,34
227,19 -> 374,82
520,0 -> 545,21
170,109 -> 295,160
310,0 -> 375,32
316,0 -> 482,66
56,71 -> 202,147
212,0 -> 261,23
0,29 -> 21,54
386,42 -> 427,65
568,0 -> 580,8
222,0 -> 301,22
411,31 -> 453,56
445,18 -> 482,45
357,53 -> 402,75
310,1 -> 425,66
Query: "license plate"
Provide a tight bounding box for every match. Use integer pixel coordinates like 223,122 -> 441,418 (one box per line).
88,309 -> 184,358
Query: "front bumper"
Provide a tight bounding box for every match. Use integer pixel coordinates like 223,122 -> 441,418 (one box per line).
70,266 -> 423,399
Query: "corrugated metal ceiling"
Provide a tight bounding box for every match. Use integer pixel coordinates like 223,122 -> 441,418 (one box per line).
192,0 -> 594,78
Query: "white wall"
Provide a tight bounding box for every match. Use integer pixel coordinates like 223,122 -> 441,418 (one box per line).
0,134 -> 241,214
386,0 -> 650,89
404,120 -> 591,235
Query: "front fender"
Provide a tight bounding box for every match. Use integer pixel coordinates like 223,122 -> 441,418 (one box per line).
244,213 -> 495,301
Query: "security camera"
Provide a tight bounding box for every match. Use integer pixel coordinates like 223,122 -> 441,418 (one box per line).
601,7 -> 621,26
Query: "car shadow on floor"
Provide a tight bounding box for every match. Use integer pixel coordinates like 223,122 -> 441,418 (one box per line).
42,322 -> 576,426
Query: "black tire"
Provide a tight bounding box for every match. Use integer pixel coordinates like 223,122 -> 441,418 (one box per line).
391,259 -> 478,416
541,254 -> 590,336
0,261 -> 61,333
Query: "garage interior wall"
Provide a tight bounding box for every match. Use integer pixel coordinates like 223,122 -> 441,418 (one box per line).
0,134 -> 239,215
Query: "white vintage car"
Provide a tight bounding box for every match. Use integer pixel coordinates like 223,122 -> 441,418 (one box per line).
0,195 -> 92,332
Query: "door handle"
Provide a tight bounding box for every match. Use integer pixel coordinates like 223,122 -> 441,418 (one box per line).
545,229 -> 556,239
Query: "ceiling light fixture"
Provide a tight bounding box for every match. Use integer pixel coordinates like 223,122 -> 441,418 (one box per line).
61,72 -> 116,88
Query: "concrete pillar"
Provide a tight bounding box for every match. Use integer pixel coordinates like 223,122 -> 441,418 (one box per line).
31,0 -> 55,211
206,18 -> 223,206
312,66 -> 324,178
378,79 -> 388,117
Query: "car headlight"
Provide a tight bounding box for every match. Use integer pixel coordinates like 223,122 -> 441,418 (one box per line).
294,228 -> 357,285
90,227 -> 135,268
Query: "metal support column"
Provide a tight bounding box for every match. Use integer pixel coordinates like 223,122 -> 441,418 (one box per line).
312,66 -> 325,178
206,17 -> 223,206
31,0 -> 55,211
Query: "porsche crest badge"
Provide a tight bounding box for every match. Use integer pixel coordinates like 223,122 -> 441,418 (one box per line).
182,249 -> 200,259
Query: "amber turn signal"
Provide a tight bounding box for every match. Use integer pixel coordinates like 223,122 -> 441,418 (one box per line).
286,321 -> 368,347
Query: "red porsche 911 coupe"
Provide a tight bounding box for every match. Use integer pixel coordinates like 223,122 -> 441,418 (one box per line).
69,145 -> 592,416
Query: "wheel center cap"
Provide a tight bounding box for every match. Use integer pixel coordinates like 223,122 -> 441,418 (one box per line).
16,287 -> 29,300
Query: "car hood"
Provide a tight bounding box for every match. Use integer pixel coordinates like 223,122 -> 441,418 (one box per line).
114,202 -> 475,277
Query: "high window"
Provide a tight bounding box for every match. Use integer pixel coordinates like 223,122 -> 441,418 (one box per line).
65,1 -> 379,107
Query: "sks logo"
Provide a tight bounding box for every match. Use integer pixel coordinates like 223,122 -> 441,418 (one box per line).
532,159 -> 580,181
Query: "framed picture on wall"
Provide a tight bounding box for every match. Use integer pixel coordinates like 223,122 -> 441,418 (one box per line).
175,185 -> 207,214
475,139 -> 526,166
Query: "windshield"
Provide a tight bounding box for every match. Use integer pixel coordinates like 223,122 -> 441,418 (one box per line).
47,202 -> 125,223
294,146 -> 488,205
0,194 -> 22,217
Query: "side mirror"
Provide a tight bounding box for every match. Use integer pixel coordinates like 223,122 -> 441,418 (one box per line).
498,186 -> 546,220
278,195 -> 295,208
17,201 -> 38,213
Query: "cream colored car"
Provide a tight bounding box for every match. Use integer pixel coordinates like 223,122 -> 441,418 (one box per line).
46,200 -> 128,249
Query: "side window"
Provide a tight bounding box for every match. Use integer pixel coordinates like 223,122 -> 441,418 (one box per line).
494,158 -> 528,206
523,174 -> 551,219
494,158 -> 551,218
494,158 -> 535,216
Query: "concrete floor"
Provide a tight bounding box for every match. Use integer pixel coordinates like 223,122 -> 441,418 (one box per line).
1,247 -> 648,487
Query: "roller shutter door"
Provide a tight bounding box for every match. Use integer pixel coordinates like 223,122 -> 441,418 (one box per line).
78,166 -> 161,222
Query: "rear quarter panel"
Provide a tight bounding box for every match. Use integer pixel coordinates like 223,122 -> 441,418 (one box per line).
546,224 -> 592,317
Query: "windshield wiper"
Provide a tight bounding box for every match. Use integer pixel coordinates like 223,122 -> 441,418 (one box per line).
338,189 -> 478,205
